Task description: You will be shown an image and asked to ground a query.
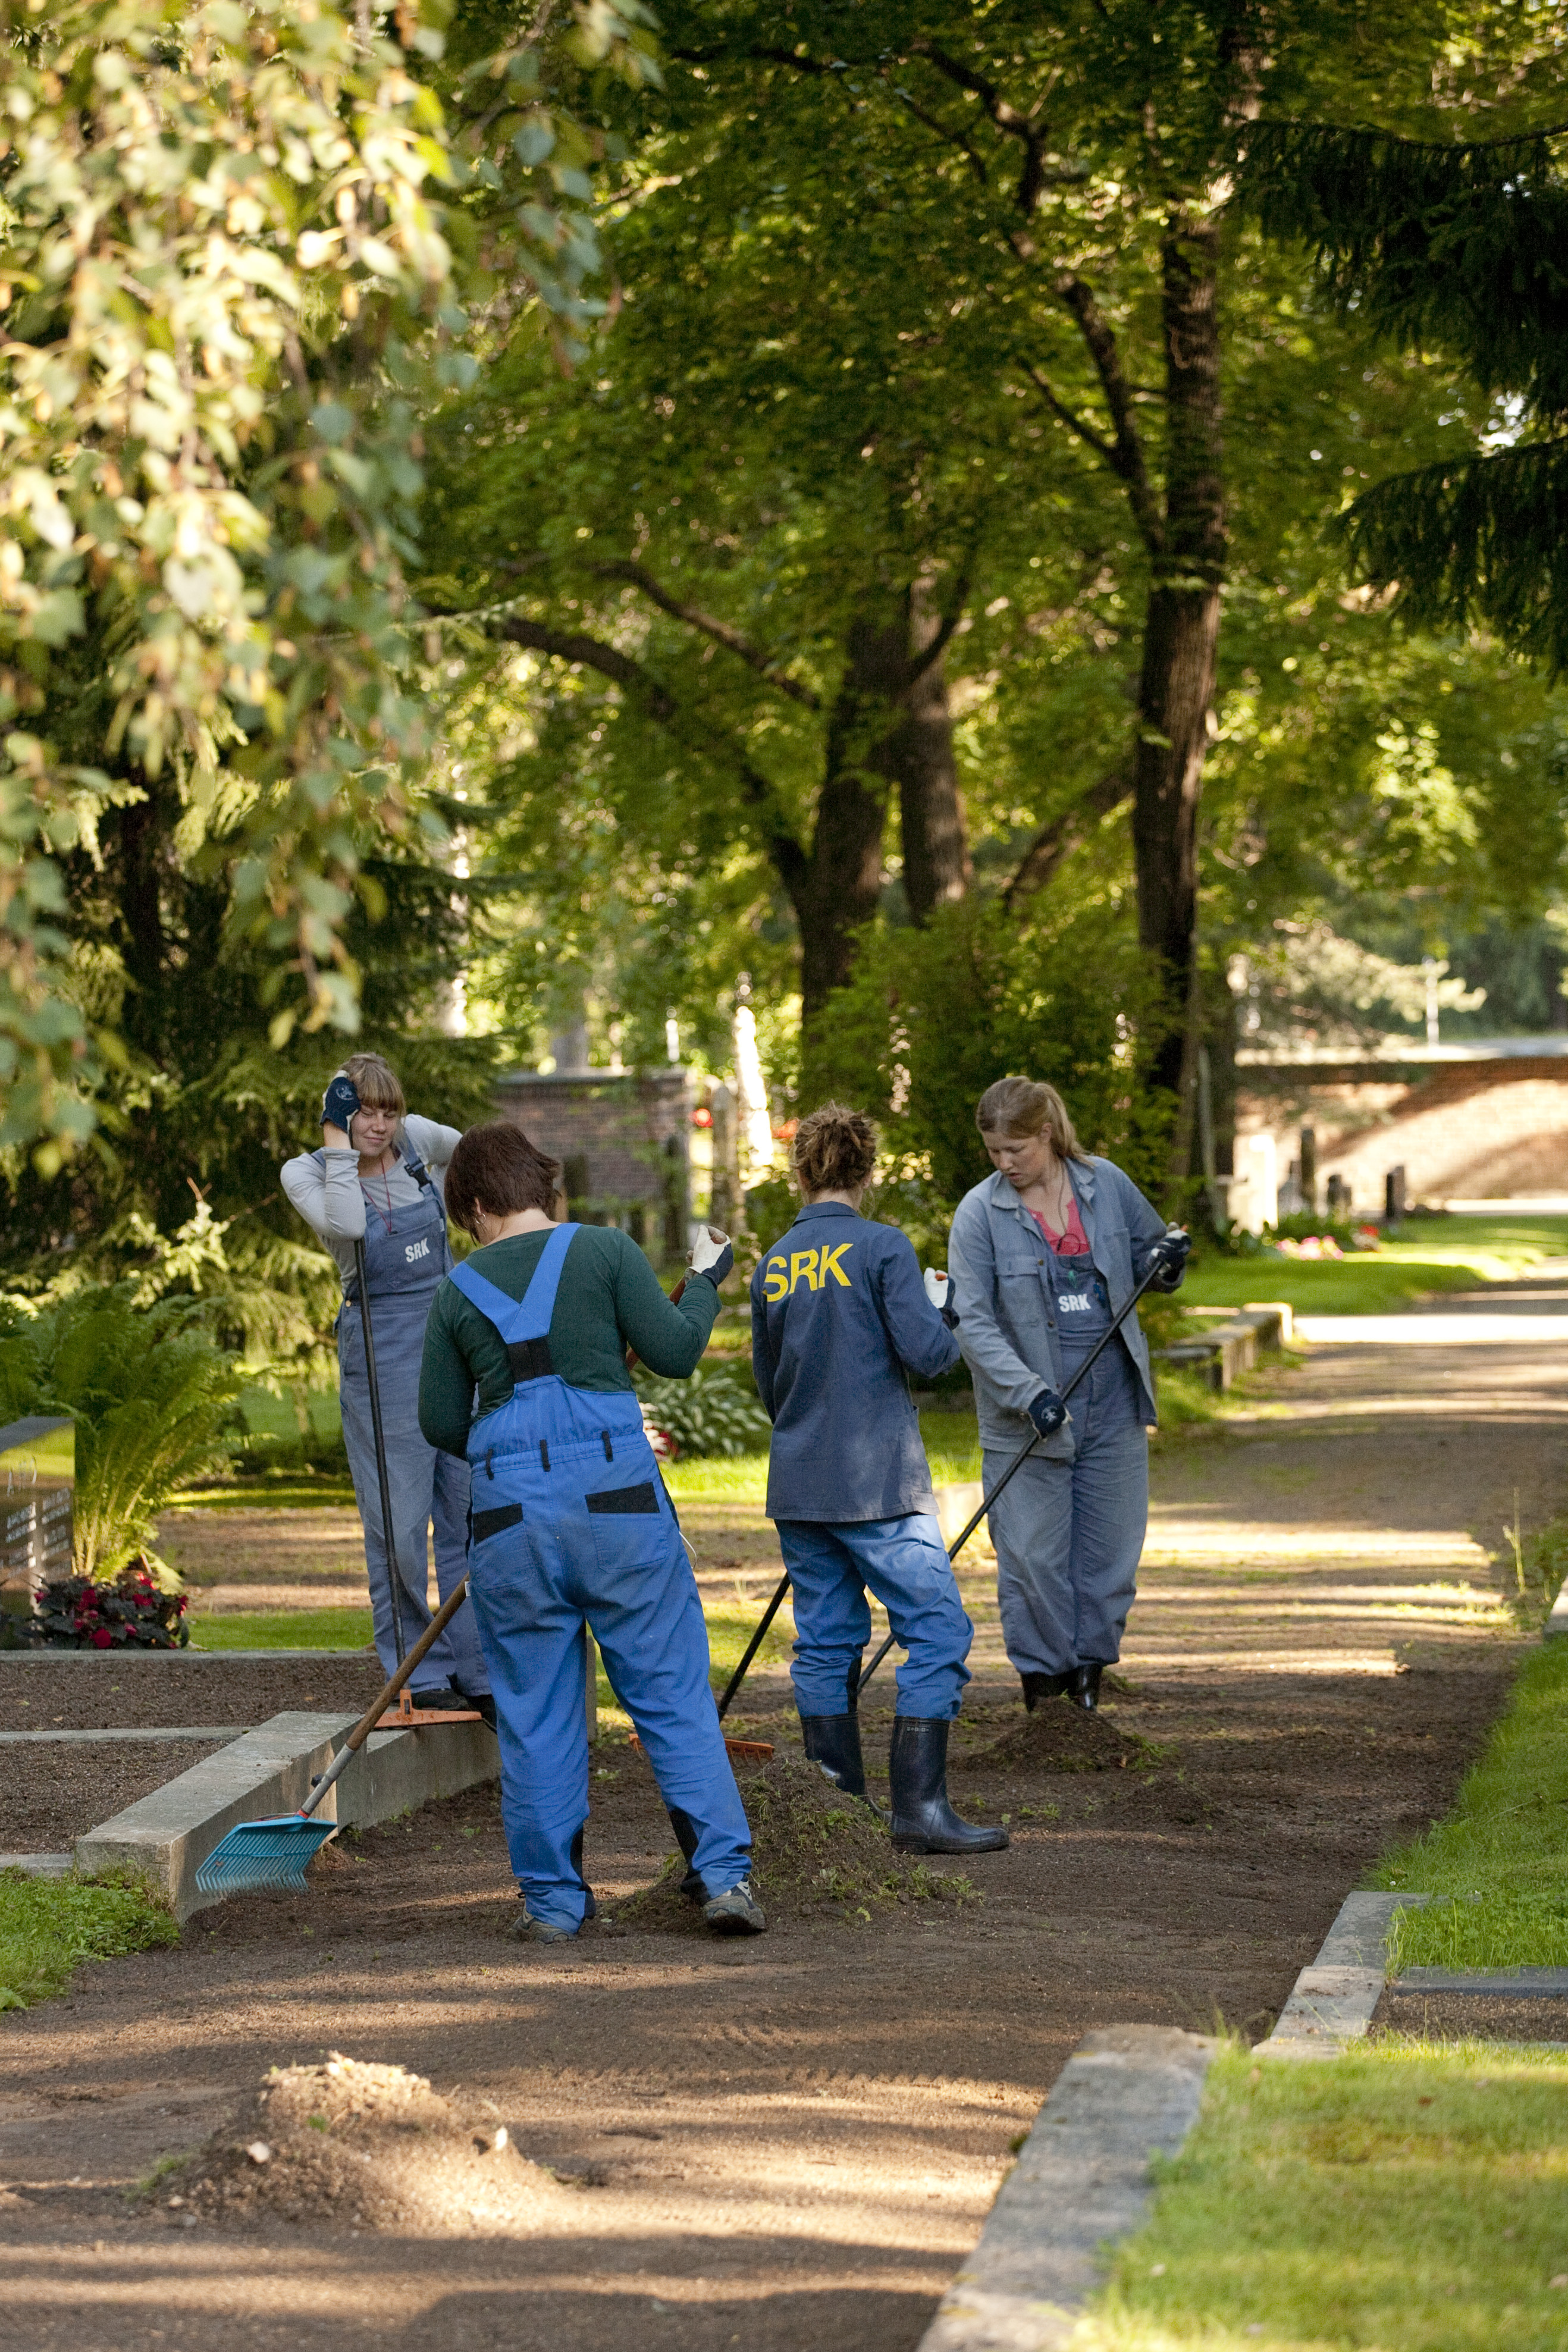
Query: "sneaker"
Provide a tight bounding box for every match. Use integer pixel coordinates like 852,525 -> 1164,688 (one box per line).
507,1906 -> 578,1945
702,1879 -> 766,1937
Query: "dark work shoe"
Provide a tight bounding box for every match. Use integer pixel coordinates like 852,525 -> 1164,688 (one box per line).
507,1906 -> 578,1945
409,1685 -> 470,1712
1068,1663 -> 1105,1713
457,1688 -> 498,1730
889,1717 -> 1009,1855
1020,1672 -> 1072,1713
703,1879 -> 767,1936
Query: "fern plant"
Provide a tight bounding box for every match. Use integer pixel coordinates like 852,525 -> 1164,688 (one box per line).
0,1287 -> 245,1580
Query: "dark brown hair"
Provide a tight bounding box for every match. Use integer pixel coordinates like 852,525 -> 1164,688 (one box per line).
975,1076 -> 1089,1163
792,1102 -> 877,1197
446,1121 -> 561,1237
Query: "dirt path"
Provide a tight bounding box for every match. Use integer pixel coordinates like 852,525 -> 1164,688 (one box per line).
2,1299 -> 1561,2352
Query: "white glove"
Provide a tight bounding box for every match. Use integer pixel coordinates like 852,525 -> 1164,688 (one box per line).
689,1225 -> 734,1286
923,1268 -> 951,1312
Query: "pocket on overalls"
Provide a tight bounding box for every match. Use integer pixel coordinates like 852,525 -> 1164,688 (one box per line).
585,1479 -> 667,1576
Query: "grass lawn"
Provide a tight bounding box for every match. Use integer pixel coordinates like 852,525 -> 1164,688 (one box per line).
1375,1642 -> 1568,1972
1087,2039 -> 1568,2351
189,1608 -> 375,1651
1184,1211 -> 1568,1318
0,1869 -> 178,2011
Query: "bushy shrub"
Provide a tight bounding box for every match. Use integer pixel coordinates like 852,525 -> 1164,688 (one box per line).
635,1362 -> 772,1458
23,1562 -> 189,1650
807,897 -> 1170,1226
0,1285 -> 245,1578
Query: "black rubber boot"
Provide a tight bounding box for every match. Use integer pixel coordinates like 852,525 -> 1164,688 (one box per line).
799,1713 -> 868,1796
1069,1663 -> 1104,1713
888,1718 -> 1009,1854
1020,1672 -> 1072,1713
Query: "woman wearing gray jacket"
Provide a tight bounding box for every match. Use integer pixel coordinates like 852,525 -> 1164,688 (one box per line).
947,1077 -> 1187,1713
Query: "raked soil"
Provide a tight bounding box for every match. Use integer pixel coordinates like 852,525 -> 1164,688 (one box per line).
1,1302 -> 1562,2350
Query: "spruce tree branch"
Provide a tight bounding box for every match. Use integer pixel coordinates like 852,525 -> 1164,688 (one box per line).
593,560 -> 822,708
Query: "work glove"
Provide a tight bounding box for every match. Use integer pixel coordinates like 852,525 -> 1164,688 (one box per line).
689,1225 -> 735,1289
1146,1226 -> 1191,1287
1027,1387 -> 1068,1439
321,1072 -> 362,1143
923,1267 -> 959,1328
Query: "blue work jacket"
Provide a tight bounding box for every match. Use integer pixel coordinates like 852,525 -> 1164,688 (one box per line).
948,1158 -> 1180,1460
750,1202 -> 960,1523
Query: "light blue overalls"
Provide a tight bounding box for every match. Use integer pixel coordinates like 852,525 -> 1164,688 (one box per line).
331,1137 -> 488,1696
447,1224 -> 754,1931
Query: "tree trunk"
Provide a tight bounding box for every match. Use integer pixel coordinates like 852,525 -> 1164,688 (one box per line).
895,591 -> 970,923
1133,214 -> 1225,1150
794,611 -> 904,1024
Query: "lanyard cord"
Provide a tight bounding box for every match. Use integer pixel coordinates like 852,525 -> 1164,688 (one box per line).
359,1149 -> 397,1234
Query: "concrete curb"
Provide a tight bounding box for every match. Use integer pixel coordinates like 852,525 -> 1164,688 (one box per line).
75,1708 -> 500,1920
0,1649 -> 377,1664
1544,1583 -> 1568,1639
1156,1303 -> 1292,1393
1259,1889 -> 1429,2058
0,1727 -> 246,1745
1390,1966 -> 1568,1997
918,2026 -> 1216,2352
0,1852 -> 72,1877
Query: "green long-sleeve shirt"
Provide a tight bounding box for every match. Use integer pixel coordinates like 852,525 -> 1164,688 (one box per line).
418,1225 -> 719,1459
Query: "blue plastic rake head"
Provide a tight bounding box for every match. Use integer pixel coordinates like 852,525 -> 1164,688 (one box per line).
195,1814 -> 338,1897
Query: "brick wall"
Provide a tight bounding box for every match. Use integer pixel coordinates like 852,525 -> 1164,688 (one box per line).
495,1070 -> 691,1258
1237,1058 -> 1568,1212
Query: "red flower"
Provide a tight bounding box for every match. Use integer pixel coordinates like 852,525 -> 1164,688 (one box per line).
90,1628 -> 113,1649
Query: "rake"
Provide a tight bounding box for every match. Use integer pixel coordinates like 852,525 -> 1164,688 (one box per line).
193,1576 -> 474,1899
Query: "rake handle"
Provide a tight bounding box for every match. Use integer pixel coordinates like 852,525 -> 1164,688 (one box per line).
297,1574 -> 472,1821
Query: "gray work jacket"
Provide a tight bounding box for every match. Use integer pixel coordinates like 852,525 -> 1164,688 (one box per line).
947,1158 -> 1178,1459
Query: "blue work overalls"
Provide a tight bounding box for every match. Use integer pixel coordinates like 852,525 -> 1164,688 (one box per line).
331,1139 -> 487,1696
447,1225 -> 753,1931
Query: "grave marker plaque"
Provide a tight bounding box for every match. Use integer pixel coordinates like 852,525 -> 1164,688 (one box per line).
0,1415 -> 75,1641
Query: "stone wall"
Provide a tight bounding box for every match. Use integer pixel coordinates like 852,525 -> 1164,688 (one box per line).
494,1069 -> 691,1261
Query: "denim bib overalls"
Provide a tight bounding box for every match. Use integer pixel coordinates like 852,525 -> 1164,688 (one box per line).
446,1227 -> 752,1930
327,1139 -> 486,1696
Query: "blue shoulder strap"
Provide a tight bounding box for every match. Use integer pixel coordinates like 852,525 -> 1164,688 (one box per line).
446,1224 -> 578,1369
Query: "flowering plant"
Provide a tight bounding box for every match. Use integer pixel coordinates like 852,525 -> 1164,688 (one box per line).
23,1560 -> 189,1650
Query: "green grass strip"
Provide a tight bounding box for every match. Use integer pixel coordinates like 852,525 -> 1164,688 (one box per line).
0,1869 -> 178,2012
1087,2040 -> 1568,2350
1373,1642 -> 1568,1971
188,1608 -> 375,1652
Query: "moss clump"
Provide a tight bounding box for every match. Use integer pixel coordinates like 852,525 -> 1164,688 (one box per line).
606,1748 -> 973,1931
0,1867 -> 178,2010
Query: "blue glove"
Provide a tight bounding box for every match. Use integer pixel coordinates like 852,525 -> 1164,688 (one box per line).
1027,1387 -> 1067,1438
689,1225 -> 735,1288
321,1073 -> 361,1140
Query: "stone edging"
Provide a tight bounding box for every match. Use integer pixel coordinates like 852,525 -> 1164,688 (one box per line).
917,2025 -> 1216,2352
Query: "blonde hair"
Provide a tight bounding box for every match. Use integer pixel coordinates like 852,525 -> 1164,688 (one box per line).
792,1102 -> 877,1196
976,1076 -> 1088,1163
338,1052 -> 406,1118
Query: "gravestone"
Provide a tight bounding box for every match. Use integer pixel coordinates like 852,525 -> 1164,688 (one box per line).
0,1416 -> 75,1644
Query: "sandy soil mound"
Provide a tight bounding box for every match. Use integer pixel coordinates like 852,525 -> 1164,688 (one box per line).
606,1748 -> 970,1932
970,1697 -> 1156,1773
155,2053 -> 570,2237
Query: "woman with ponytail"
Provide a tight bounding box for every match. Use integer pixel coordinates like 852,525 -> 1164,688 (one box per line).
751,1103 -> 1007,1859
948,1077 -> 1188,1715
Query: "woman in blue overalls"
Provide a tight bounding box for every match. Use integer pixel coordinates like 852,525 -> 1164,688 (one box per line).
280,1053 -> 491,1716
948,1076 -> 1187,1714
418,1119 -> 761,1944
